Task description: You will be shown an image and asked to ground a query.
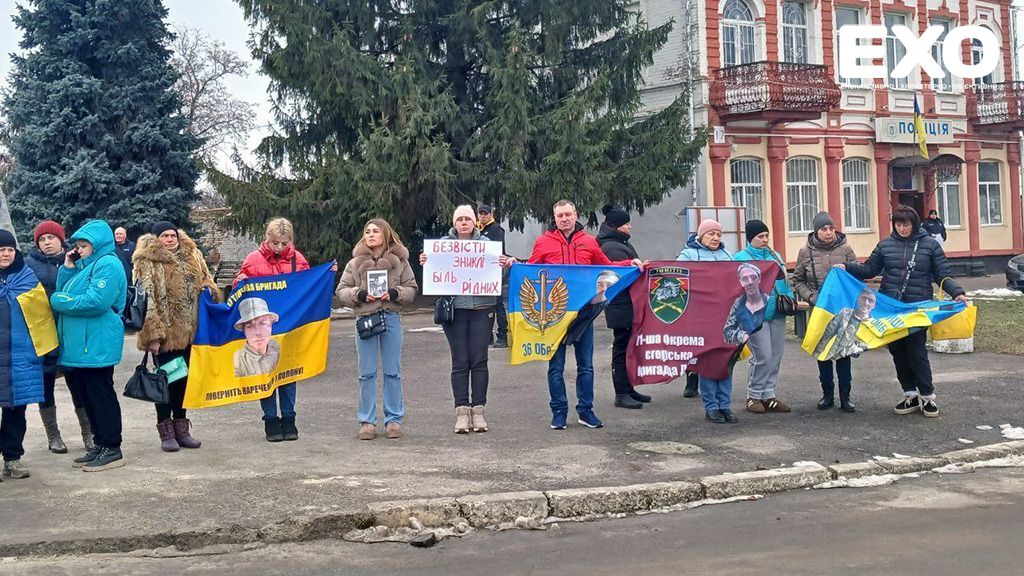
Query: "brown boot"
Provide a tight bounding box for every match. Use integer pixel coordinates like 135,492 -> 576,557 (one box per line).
471,406 -> 488,433
763,398 -> 791,413
746,398 -> 766,414
157,419 -> 179,452
386,422 -> 403,439
359,423 -> 376,440
454,406 -> 471,434
173,418 -> 202,449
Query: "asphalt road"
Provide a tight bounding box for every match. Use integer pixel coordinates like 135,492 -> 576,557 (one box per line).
6,466 -> 1023,576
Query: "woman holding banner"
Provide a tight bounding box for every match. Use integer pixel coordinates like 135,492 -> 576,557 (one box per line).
133,221 -> 220,452
420,205 -> 514,434
733,220 -> 795,414
793,212 -> 859,412
337,219 -> 418,441
838,206 -> 966,418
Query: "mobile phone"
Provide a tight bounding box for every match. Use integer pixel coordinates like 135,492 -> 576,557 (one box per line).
68,250 -> 81,262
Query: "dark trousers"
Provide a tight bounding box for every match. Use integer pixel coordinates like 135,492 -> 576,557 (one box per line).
444,308 -> 492,407
39,371 -> 86,410
491,282 -> 509,341
77,366 -> 122,449
155,348 -> 190,423
817,357 -> 852,399
0,406 -> 27,461
887,329 -> 934,396
611,327 -> 632,395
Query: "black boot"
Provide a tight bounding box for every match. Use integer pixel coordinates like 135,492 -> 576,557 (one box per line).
683,373 -> 699,398
264,417 -> 284,442
614,394 -> 643,409
818,381 -> 835,410
281,416 -> 299,441
628,389 -> 652,403
838,381 -> 855,412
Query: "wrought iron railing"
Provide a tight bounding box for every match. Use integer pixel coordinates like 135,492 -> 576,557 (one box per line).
709,61 -> 841,118
966,82 -> 1024,126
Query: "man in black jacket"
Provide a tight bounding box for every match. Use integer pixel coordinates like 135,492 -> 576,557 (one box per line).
841,206 -> 966,418
113,226 -> 135,284
478,205 -> 509,347
597,204 -> 652,409
922,210 -> 947,246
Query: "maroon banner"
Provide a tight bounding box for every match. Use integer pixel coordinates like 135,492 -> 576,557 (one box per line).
627,261 -> 781,383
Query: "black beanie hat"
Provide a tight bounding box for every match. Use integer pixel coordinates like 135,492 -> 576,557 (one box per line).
601,204 -> 630,228
745,219 -> 769,243
150,221 -> 178,236
0,229 -> 17,249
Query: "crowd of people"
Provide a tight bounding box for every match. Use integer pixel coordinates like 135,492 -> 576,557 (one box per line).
0,199 -> 969,479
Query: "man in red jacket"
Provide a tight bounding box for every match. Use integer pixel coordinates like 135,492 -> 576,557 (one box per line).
527,200 -> 641,430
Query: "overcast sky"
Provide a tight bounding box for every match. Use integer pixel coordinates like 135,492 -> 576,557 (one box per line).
0,0 -> 273,170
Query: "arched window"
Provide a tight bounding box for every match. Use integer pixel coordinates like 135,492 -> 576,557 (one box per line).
972,39 -> 995,87
786,157 -> 819,232
722,0 -> 756,67
782,2 -> 808,64
841,158 -> 871,230
979,161 -> 1002,224
730,158 -> 764,221
937,171 -> 961,227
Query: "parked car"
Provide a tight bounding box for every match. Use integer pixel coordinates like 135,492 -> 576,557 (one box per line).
1007,254 -> 1024,292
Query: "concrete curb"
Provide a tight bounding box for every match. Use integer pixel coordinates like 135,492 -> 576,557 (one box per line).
4,440 -> 1023,558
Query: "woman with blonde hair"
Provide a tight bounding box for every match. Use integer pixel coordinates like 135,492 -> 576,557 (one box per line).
336,219 -> 418,440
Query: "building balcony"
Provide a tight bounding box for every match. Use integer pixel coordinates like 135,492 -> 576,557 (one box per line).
966,82 -> 1024,130
708,61 -> 841,122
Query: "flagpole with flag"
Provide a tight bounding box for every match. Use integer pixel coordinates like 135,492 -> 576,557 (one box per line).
913,95 -> 928,158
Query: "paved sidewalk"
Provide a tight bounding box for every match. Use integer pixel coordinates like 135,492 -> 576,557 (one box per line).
2,313 -> 1022,550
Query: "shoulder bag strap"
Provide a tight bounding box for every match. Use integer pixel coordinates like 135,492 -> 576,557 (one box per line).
807,245 -> 820,290
291,255 -> 297,273
898,240 -> 920,299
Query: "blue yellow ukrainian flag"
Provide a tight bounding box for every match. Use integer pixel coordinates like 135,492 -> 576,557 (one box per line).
183,263 -> 334,409
508,264 -> 641,364
913,95 -> 928,158
18,283 -> 58,357
802,268 -> 964,361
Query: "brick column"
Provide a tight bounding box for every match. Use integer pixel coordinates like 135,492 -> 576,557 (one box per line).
874,146 -> 892,241
1008,143 -> 1023,252
709,143 -> 731,206
767,137 -> 789,258
965,141 -> 981,253
824,138 -> 845,229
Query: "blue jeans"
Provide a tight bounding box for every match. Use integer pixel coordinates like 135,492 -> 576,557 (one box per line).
260,383 -> 296,419
356,312 -> 405,426
699,373 -> 733,412
547,323 -> 595,416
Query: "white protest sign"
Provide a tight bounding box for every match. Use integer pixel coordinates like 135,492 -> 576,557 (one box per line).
423,239 -> 503,296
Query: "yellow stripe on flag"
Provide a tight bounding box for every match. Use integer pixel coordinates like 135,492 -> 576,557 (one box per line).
17,283 -> 58,357
509,310 -> 579,365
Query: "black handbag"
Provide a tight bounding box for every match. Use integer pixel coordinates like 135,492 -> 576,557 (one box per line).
776,293 -> 798,316
122,284 -> 148,334
434,296 -> 455,325
356,311 -> 387,340
123,351 -> 170,404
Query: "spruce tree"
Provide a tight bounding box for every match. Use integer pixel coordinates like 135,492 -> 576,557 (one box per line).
3,0 -> 199,240
215,0 -> 705,261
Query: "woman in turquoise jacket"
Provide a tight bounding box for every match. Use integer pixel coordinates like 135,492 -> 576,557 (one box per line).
733,220 -> 795,415
50,220 -> 127,472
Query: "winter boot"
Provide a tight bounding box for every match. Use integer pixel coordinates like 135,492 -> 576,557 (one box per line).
281,416 -> 299,441
454,406 -> 471,434
838,381 -> 855,413
683,373 -> 699,398
264,417 -> 284,442
157,419 -> 179,452
173,418 -> 202,449
75,407 -> 95,451
39,406 -> 68,454
471,406 -> 488,433
818,381 -> 835,410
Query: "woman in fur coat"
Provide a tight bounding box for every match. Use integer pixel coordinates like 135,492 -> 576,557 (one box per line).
133,221 -> 220,452
336,219 -> 418,441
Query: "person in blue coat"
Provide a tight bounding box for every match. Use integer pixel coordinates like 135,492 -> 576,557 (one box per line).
51,220 -> 127,472
0,229 -> 53,480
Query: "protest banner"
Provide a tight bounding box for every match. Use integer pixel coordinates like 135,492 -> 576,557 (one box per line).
627,261 -> 781,382
801,268 -> 966,361
183,263 -> 334,409
422,238 -> 503,296
508,263 -> 641,365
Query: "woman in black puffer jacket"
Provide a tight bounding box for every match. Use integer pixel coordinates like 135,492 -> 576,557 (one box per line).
597,205 -> 651,409
842,206 -> 966,418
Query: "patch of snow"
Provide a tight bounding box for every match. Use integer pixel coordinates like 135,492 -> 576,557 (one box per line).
407,326 -> 444,333
966,288 -> 1022,299
957,438 -> 974,445
976,425 -> 994,431
814,474 -> 904,489
935,455 -> 1024,474
1001,426 -> 1024,440
792,461 -> 826,469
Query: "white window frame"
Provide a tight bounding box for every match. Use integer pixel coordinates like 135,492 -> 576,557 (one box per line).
936,172 -> 962,228
885,13 -> 909,90
782,1 -> 809,64
978,161 -> 1003,225
730,158 -> 765,221
722,0 -> 757,67
835,7 -> 863,86
930,19 -> 953,92
972,38 -> 995,87
786,157 -> 820,233
841,158 -> 871,231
